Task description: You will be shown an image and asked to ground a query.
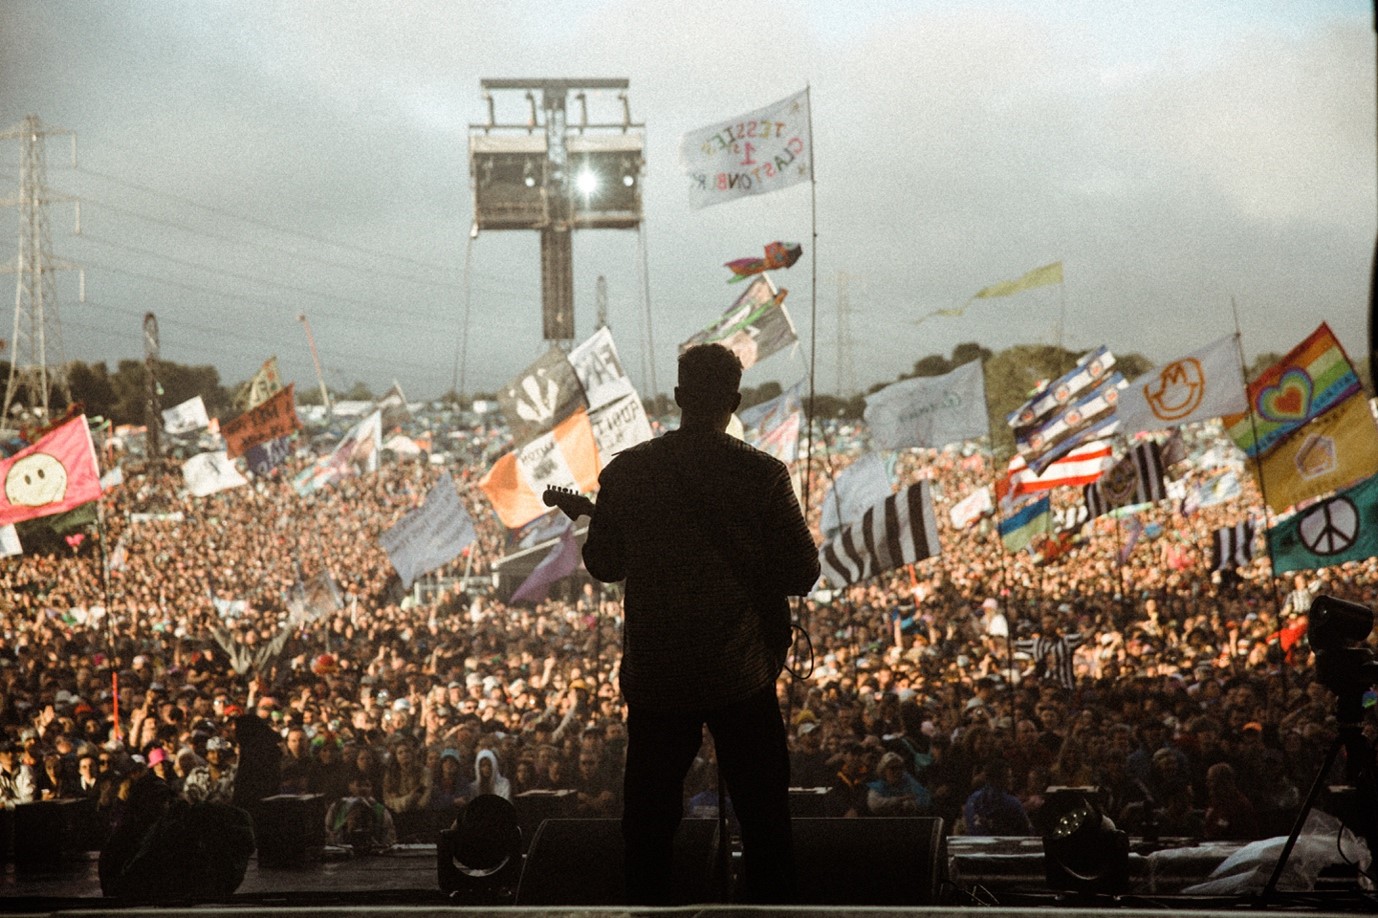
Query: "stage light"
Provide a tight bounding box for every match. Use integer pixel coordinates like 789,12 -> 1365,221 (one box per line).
622,174 -> 635,187
1042,786 -> 1129,896
437,794 -> 523,904
1308,595 -> 1378,714
576,169 -> 599,196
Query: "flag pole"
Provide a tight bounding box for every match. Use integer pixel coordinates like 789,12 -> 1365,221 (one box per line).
802,82 -> 820,517
94,500 -> 122,744
1229,298 -> 1284,616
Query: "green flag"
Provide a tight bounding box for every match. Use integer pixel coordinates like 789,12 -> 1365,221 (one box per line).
973,261 -> 1063,299
1267,472 -> 1378,573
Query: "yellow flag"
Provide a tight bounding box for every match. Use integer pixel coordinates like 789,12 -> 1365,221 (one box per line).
236,357 -> 284,411
1256,394 -> 1378,512
973,262 -> 1063,299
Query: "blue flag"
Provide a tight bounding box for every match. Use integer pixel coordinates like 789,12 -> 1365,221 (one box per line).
1268,473 -> 1378,574
999,495 -> 1051,553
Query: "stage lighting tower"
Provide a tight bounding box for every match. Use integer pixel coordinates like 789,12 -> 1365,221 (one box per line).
469,79 -> 644,346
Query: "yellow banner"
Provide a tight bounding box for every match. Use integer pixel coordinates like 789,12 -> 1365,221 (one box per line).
973,261 -> 1063,299
1256,395 -> 1378,512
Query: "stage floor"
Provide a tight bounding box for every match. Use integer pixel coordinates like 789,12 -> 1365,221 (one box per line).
0,836 -> 1372,915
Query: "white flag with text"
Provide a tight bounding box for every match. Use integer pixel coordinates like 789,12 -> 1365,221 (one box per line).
679,89 -> 812,210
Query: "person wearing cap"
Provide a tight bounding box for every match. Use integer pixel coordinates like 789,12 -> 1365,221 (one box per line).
182,735 -> 237,805
0,739 -> 35,808
581,344 -> 819,905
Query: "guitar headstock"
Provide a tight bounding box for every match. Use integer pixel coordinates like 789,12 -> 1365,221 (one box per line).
542,486 -> 595,521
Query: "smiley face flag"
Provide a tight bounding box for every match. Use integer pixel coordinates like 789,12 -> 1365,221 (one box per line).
0,416 -> 101,526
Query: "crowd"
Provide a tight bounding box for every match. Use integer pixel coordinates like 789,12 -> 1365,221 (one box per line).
0,409 -> 1374,856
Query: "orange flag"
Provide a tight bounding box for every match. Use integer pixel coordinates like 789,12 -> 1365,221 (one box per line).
480,409 -> 600,529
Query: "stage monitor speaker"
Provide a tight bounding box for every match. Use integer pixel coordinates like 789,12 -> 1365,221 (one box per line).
792,816 -> 945,905
514,817 -> 721,906
255,794 -> 326,868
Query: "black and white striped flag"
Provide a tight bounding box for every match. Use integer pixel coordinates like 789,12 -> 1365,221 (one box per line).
1083,440 -> 1167,519
818,481 -> 941,586
1211,520 -> 1256,571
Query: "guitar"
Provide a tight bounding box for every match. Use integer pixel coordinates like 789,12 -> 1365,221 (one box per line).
543,486 -> 595,521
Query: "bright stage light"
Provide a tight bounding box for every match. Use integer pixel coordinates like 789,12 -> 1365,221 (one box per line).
576,169 -> 599,196
622,174 -> 635,187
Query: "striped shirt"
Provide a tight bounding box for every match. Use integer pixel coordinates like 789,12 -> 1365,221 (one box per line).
582,429 -> 819,711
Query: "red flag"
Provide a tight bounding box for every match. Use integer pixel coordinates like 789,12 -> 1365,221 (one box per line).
0,416 -> 101,526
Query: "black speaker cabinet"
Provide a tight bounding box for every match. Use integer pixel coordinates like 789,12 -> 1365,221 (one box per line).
255,794 -> 327,868
792,816 -> 946,905
514,817 -> 722,905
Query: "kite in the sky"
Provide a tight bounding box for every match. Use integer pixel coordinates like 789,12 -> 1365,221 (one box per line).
724,241 -> 803,283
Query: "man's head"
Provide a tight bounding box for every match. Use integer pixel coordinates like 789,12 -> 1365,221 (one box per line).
675,344 -> 742,422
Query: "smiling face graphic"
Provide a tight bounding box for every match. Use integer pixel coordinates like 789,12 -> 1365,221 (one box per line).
5,453 -> 68,507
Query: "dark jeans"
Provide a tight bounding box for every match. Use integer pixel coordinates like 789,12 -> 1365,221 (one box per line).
622,683 -> 794,904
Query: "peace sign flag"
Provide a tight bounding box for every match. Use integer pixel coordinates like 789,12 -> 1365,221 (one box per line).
1267,472 -> 1378,574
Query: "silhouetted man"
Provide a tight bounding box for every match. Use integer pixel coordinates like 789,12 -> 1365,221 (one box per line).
583,343 -> 819,904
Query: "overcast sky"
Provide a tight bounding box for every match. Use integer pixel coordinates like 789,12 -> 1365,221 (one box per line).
1,1 -> 1373,405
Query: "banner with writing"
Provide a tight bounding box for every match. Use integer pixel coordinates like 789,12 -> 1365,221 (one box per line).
379,471 -> 477,588
570,327 -> 637,411
679,88 -> 811,209
222,384 -> 302,459
589,394 -> 653,466
863,360 -> 989,450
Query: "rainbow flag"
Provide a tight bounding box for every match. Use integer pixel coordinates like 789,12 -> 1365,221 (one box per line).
1223,323 -> 1360,457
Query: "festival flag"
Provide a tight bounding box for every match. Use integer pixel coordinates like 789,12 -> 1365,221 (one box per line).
1254,394 -> 1378,513
724,241 -> 803,283
680,275 -> 798,371
1118,517 -> 1146,564
1114,334 -> 1248,436
1015,375 -> 1124,474
1211,521 -> 1256,571
1084,440 -> 1168,519
588,394 -> 653,467
569,327 -> 637,411
107,537 -> 127,572
498,346 -> 588,447
182,451 -> 248,498
1007,440 -> 1113,498
949,485 -> 994,530
509,521 -> 581,603
863,360 -> 989,450
244,435 -> 293,478
480,408 -> 601,529
679,88 -> 812,210
287,568 -> 343,625
1007,347 -> 1117,431
292,410 -> 383,496
1223,323 -> 1362,458
973,262 -> 1063,300
379,472 -> 477,589
998,495 -> 1052,553
162,395 -> 210,436
0,525 -> 20,558
235,356 -> 284,411
1267,472 -> 1378,574
373,381 -> 412,430
819,453 -> 894,539
818,481 -> 940,587
221,384 -> 302,459
738,381 -> 804,463
0,416 -> 101,527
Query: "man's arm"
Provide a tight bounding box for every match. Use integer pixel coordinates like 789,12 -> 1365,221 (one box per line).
581,467 -> 626,584
763,464 -> 820,595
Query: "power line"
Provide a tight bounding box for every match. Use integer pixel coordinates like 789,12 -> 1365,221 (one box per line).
76,164 -> 458,279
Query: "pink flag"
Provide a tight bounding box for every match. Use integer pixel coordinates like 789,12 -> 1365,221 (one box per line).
0,417 -> 101,526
